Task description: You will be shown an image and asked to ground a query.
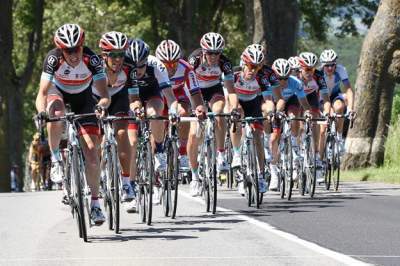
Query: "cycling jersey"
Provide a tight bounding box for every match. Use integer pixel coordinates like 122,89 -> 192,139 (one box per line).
41,47 -> 105,94
323,64 -> 350,96
92,60 -> 129,97
125,55 -> 171,102
301,69 -> 328,96
276,76 -> 306,101
188,48 -> 234,88
233,68 -> 278,102
170,59 -> 200,97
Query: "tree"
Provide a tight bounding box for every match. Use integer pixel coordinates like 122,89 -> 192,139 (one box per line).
0,0 -> 44,191
343,0 -> 400,168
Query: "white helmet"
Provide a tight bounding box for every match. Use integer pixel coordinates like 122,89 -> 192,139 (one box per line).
241,45 -> 264,65
127,39 -> 150,64
248,43 -> 265,53
54,23 -> 84,49
272,58 -> 291,78
320,49 -> 338,64
99,31 -> 128,51
156,40 -> 181,62
298,52 -> 318,68
200,32 -> 225,52
288,56 -> 301,70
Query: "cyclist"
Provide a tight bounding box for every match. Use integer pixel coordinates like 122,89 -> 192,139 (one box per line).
230,45 -> 269,195
288,56 -> 301,79
155,40 -> 205,170
297,52 -> 331,183
186,32 -> 238,196
125,39 -> 178,182
319,49 -> 355,154
270,58 -> 312,182
35,24 -> 110,225
95,31 -> 135,202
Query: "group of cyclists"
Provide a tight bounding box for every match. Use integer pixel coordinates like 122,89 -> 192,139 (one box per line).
35,23 -> 355,227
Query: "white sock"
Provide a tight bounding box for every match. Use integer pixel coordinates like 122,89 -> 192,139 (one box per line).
122,177 -> 130,185
91,200 -> 100,208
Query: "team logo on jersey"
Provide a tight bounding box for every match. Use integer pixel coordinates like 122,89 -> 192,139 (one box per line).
64,69 -> 70,75
189,57 -> 196,65
189,72 -> 199,87
223,62 -> 232,72
47,55 -> 58,67
90,55 -> 101,66
130,70 -> 137,79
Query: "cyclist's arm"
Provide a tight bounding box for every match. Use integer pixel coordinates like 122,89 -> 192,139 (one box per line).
344,83 -> 354,111
87,51 -> 110,108
272,86 -> 285,112
93,78 -> 110,108
36,78 -> 52,113
225,79 -> 239,110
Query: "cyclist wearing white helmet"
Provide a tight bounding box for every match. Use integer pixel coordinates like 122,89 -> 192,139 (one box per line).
229,45 -> 274,195
298,51 -> 331,182
268,58 -> 312,185
319,49 -> 355,155
36,23 -> 109,225
288,56 -> 301,78
125,38 -> 178,177
187,32 -> 238,191
155,40 -> 206,174
93,31 -> 136,203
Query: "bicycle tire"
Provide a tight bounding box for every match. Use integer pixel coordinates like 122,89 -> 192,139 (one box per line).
171,142 -> 179,219
145,141 -> 153,225
111,145 -> 120,233
72,146 -> 87,242
324,137 -> 332,191
162,140 -> 171,217
208,138 -> 217,214
332,139 -> 340,191
285,138 -> 294,200
306,137 -> 317,198
200,142 -> 210,213
137,145 -> 146,223
225,137 -> 233,189
248,142 -> 259,208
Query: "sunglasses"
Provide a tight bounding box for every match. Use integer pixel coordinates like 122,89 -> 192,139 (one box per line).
136,63 -> 147,69
245,63 -> 262,72
163,60 -> 178,69
279,76 -> 289,81
106,51 -> 125,59
302,67 -> 315,72
205,51 -> 221,56
62,46 -> 81,55
324,64 -> 336,68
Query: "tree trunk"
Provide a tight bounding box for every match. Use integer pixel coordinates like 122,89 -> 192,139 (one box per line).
252,0 -> 299,62
343,0 -> 400,169
0,0 -> 43,191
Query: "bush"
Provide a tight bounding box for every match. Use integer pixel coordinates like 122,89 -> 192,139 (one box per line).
384,114 -> 400,167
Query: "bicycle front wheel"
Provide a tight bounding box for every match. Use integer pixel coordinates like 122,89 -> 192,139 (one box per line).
332,139 -> 340,191
145,142 -> 153,225
72,146 -> 87,242
306,137 -> 317,198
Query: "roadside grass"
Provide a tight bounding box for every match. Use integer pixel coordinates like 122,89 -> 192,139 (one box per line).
341,167 -> 400,184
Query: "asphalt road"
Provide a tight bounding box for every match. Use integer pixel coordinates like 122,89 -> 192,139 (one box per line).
0,181 -> 398,266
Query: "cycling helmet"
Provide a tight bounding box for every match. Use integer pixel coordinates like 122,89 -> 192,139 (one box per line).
155,40 -> 181,62
200,32 -> 225,52
54,24 -> 85,49
288,56 -> 301,70
272,58 -> 291,77
241,45 -> 264,65
99,31 -> 128,51
298,52 -> 318,68
248,43 -> 265,53
320,49 -> 338,64
127,39 -> 150,63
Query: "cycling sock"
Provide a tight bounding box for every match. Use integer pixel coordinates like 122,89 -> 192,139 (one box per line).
217,148 -> 225,153
191,168 -> 199,181
51,148 -> 61,162
155,142 -> 164,153
122,174 -> 130,185
91,198 -> 100,208
233,146 -> 240,155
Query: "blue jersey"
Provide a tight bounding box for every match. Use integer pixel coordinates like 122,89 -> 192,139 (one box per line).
323,64 -> 350,96
268,76 -> 306,101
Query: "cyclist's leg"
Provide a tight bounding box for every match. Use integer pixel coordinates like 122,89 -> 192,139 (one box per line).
46,86 -> 66,183
175,88 -> 191,167
210,94 -> 226,153
230,103 -> 244,168
147,95 -> 166,171
333,96 -> 346,134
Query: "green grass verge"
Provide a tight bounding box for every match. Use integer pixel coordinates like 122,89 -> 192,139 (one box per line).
341,167 -> 400,184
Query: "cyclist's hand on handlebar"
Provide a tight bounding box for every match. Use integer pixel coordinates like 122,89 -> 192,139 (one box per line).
195,105 -> 206,121
37,111 -> 48,122
95,105 -> 107,118
231,108 -> 241,122
304,110 -> 312,119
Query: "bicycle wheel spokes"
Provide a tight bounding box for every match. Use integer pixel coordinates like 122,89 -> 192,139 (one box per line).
171,143 -> 179,219
332,140 -> 340,191
324,138 -> 333,191
72,146 -> 87,242
111,145 -> 120,233
145,143 -> 153,225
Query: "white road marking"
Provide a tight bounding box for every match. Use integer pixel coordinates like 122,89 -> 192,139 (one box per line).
179,190 -> 371,266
